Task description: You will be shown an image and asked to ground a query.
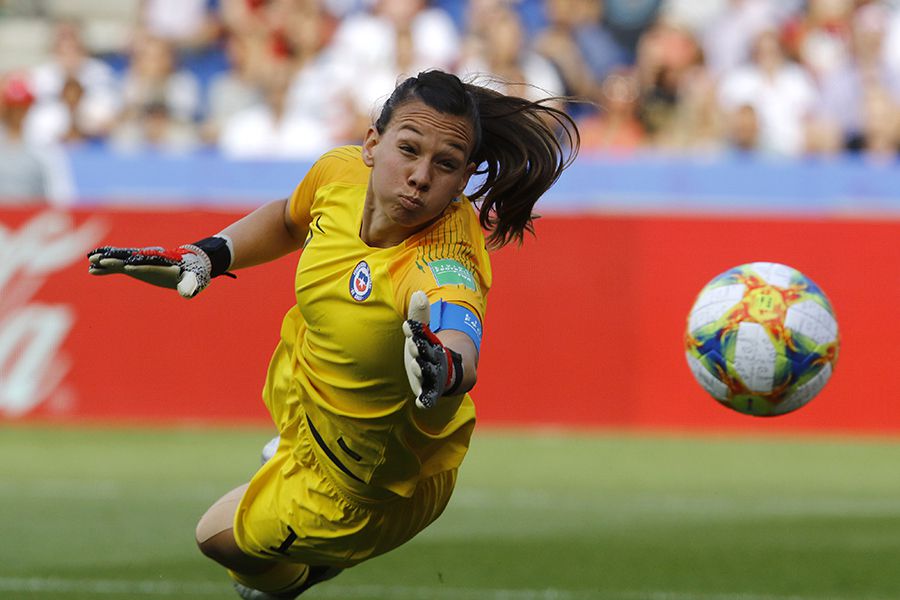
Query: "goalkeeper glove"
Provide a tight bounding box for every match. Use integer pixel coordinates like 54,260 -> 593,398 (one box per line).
403,290 -> 463,409
87,236 -> 234,298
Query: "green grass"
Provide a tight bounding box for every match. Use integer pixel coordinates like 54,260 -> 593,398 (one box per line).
1,425 -> 899,599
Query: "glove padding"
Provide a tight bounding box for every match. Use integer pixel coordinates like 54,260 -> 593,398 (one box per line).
87,244 -> 213,298
403,290 -> 462,409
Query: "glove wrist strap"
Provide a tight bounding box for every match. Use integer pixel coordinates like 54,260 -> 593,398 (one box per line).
192,236 -> 235,279
444,348 -> 464,396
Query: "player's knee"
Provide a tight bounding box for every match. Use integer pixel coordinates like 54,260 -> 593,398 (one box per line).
196,527 -> 227,562
196,484 -> 247,556
197,529 -> 256,571
196,532 -> 215,560
195,510 -> 238,565
196,508 -> 228,547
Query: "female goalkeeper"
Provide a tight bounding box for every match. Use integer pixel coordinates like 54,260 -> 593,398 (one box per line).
88,70 -> 579,599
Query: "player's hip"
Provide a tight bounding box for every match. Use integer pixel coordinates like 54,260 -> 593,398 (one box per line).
234,411 -> 458,567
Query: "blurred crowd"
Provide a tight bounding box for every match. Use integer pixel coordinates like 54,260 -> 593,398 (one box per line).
2,0 -> 900,202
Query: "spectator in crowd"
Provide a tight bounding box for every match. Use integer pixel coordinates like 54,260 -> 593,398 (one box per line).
603,0 -> 663,60
220,0 -> 316,53
325,0 -> 462,141
883,2 -> 900,98
577,68 -> 645,154
700,0 -> 784,78
220,0 -> 274,47
847,82 -> 900,160
221,0 -> 336,64
658,0 -> 730,36
457,0 -> 513,76
458,2 -> 564,102
201,33 -> 266,143
282,0 -> 355,144
209,0 -> 350,148
120,32 -> 202,124
282,0 -> 339,63
140,0 -> 224,51
3,0 -> 898,161
24,75 -> 91,146
717,28 -> 820,156
111,100 -> 201,154
218,61 -> 333,158
334,0 -> 460,74
804,114 -> 845,156
534,0 -> 628,115
28,20 -> 120,142
817,2 -> 896,149
633,18 -> 705,147
781,0 -> 855,103
724,103 -> 761,154
268,0 -> 339,72
0,74 -> 49,203
664,59 -> 726,153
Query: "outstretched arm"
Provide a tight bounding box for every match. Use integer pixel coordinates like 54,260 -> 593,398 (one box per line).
219,197 -> 308,270
88,198 -> 308,298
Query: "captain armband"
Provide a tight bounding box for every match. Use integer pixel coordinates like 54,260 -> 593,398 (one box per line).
428,300 -> 483,352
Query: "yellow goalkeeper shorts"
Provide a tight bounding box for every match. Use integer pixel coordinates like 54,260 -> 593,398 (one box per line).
232,410 -> 457,568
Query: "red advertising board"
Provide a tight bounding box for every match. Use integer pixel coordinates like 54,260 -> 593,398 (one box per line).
2,207 -> 899,435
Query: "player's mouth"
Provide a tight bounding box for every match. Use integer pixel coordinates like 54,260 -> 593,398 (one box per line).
398,194 -> 423,210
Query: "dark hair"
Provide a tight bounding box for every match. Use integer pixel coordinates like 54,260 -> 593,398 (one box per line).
375,70 -> 580,249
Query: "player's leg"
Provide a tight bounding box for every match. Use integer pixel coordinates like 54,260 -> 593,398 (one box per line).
231,566 -> 343,600
196,485 -> 264,571
196,485 -> 317,598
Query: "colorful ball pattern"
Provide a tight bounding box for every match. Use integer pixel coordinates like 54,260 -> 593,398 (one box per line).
684,262 -> 839,416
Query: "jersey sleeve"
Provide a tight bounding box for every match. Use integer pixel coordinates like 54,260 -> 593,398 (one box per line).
393,202 -> 492,351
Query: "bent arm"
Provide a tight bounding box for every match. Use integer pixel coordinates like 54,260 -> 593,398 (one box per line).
219,198 -> 308,271
437,330 -> 478,395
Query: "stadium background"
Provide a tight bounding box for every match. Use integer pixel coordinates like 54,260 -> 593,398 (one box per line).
3,0 -> 900,433
2,1 -> 900,599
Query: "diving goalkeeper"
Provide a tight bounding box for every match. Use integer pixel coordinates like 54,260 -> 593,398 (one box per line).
88,70 -> 579,599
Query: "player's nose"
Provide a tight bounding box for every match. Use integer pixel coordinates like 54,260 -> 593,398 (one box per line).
407,160 -> 432,191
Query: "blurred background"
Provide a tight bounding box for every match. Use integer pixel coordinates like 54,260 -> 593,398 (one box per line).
3,3 -> 900,600
1,0 -> 899,430
3,0 -> 900,206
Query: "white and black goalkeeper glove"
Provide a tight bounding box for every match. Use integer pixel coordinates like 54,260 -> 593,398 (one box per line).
87,236 -> 234,298
403,290 -> 464,409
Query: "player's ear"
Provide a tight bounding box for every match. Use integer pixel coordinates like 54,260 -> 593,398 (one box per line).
455,161 -> 477,196
362,127 -> 379,166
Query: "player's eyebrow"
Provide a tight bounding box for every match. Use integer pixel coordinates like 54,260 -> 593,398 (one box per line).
398,123 -> 469,155
446,140 -> 468,154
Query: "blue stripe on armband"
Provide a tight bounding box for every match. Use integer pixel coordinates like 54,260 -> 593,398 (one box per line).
429,300 -> 483,352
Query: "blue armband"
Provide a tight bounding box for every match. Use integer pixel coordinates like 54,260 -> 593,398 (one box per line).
429,300 -> 483,352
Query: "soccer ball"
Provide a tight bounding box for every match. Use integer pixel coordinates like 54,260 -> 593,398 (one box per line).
684,262 -> 839,416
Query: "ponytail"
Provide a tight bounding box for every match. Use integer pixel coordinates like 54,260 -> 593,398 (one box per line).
464,83 -> 579,248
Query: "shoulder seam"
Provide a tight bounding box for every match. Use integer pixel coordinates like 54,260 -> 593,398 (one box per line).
320,146 -> 361,164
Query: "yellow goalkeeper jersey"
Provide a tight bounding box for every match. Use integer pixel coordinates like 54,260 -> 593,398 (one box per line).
264,146 -> 491,498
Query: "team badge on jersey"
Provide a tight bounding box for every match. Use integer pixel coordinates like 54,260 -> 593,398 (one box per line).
350,261 -> 372,301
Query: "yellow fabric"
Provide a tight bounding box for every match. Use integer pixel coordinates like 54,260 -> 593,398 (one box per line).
233,145 -> 488,566
277,145 -> 488,497
233,413 -> 457,567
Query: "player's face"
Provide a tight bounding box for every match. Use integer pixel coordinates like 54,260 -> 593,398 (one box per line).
362,100 -> 476,243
